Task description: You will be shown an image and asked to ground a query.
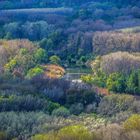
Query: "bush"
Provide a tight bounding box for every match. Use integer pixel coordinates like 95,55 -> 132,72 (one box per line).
123,114 -> 140,132
0,95 -> 48,112
0,112 -> 50,139
93,124 -> 124,140
111,111 -> 132,123
31,133 -> 59,140
70,103 -> 84,115
52,107 -> 70,118
0,132 -> 7,140
126,70 -> 140,94
93,123 -> 140,140
26,67 -> 44,79
66,89 -> 100,106
130,100 -> 140,113
106,73 -> 126,93
97,94 -> 134,116
32,125 -> 92,140
81,72 -> 107,88
47,102 -> 60,114
49,55 -> 61,65
57,125 -> 92,140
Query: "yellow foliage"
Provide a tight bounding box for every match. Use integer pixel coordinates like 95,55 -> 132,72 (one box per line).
58,125 -> 92,140
123,114 -> 140,132
31,125 -> 93,140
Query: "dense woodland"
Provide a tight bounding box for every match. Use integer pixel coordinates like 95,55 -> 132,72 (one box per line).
0,0 -> 140,140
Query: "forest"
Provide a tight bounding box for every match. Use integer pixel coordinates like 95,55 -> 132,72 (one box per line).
0,0 -> 140,140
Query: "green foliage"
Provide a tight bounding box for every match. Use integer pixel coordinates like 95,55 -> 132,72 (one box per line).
57,125 -> 92,140
32,125 -> 92,140
123,114 -> 140,131
52,107 -> 70,118
26,67 -> 44,79
34,48 -> 47,63
47,102 -> 61,114
4,58 -> 17,72
31,133 -> 59,140
0,132 -> 7,140
49,55 -> 61,65
126,70 -> 140,94
0,95 -> 49,112
66,89 -> 100,106
81,71 -> 107,87
107,73 -> 126,93
0,40 -> 47,76
76,56 -> 87,67
4,32 -> 12,39
70,103 -> 84,115
92,70 -> 107,87
81,75 -> 94,84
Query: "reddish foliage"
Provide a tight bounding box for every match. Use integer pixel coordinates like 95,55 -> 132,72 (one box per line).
93,86 -> 110,96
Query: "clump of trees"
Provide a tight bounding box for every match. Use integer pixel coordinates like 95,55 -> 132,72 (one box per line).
93,32 -> 140,55
3,21 -> 55,41
0,40 -> 47,78
100,52 -> 140,75
87,52 -> 140,94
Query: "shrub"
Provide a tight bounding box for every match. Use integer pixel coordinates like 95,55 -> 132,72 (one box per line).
93,123 -> 140,140
0,112 -> 50,139
123,114 -> 140,132
31,133 -> 59,140
47,102 -> 60,114
26,67 -> 44,79
93,124 -> 124,140
70,103 -> 84,115
52,107 -> 70,118
111,111 -> 132,123
106,73 -> 126,93
49,55 -> 61,65
57,125 -> 92,140
0,95 -> 48,112
130,100 -> 140,113
0,132 -> 7,140
66,89 -> 100,106
81,72 -> 107,88
81,75 -> 94,84
126,70 -> 140,94
31,125 -> 92,140
97,94 -> 134,116
85,103 -> 97,113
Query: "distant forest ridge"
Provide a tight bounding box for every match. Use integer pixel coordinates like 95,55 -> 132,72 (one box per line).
0,8 -> 73,15
0,0 -> 139,9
